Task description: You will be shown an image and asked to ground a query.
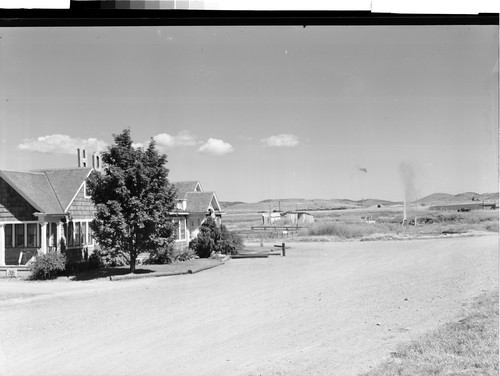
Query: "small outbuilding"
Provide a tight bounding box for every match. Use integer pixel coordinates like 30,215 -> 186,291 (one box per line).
261,210 -> 314,226
283,211 -> 315,226
261,212 -> 283,225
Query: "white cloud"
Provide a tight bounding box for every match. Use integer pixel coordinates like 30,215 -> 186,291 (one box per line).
261,133 -> 299,147
198,138 -> 234,156
18,134 -> 107,155
153,131 -> 198,149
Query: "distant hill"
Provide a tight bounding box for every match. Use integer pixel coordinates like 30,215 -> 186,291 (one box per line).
416,193 -> 454,203
417,192 -> 498,205
359,198 -> 398,207
219,201 -> 247,208
220,198 -> 397,213
221,192 -> 498,213
479,192 -> 500,201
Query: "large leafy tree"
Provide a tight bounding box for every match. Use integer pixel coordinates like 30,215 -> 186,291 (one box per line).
87,129 -> 177,273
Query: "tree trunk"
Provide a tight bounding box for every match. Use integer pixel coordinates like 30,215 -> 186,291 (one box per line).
130,252 -> 136,273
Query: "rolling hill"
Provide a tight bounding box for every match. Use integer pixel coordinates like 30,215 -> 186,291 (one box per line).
220,192 -> 499,213
416,192 -> 498,205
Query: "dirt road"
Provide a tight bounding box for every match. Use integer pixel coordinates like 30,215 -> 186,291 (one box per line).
0,235 -> 498,376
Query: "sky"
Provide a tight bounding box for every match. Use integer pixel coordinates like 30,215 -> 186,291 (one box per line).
0,25 -> 498,202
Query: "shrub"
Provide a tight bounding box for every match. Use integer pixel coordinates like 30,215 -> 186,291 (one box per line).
88,250 -> 104,270
29,251 -> 67,280
93,248 -> 128,267
146,245 -> 173,264
221,229 -> 244,254
190,218 -> 244,258
172,246 -> 196,262
485,223 -> 499,232
146,244 -> 197,264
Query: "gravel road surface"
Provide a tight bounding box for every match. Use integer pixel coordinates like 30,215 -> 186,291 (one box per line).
0,235 -> 497,376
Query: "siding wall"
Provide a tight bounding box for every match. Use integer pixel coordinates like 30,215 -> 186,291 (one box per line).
67,187 -> 96,220
0,177 -> 37,222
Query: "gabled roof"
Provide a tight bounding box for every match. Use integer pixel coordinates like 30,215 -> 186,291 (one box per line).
0,170 -> 63,214
185,191 -> 221,213
41,168 -> 92,211
173,181 -> 202,200
0,168 -> 92,215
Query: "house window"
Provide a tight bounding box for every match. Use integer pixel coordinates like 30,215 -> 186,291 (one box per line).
75,222 -> 81,246
63,221 -> 93,248
84,181 -> 91,198
27,223 -> 37,247
67,222 -> 74,247
179,218 -> 186,240
172,219 -> 186,241
82,222 -> 87,246
47,223 -> 57,249
15,224 -> 24,247
88,225 -> 93,245
4,224 -> 12,248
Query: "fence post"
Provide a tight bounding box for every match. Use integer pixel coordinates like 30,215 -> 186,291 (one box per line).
282,242 -> 285,257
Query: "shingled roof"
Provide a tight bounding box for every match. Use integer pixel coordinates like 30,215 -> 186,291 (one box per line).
185,191 -> 221,213
173,181 -> 202,200
0,168 -> 92,215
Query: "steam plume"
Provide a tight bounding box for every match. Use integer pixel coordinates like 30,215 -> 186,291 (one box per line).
399,162 -> 417,202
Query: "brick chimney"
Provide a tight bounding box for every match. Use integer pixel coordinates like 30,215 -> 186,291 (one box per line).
77,148 -> 87,167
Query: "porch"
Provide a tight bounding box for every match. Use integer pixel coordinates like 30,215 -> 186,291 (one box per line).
0,218 -> 95,266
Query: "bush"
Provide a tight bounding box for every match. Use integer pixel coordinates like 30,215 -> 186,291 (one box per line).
189,218 -> 244,258
146,245 -> 173,265
145,244 -> 197,264
173,246 -> 196,262
485,223 -> 499,232
29,251 -> 67,280
88,251 -> 104,270
92,248 -> 128,267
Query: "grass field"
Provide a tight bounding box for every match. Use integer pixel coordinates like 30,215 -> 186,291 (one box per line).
223,207 -> 499,241
361,289 -> 499,376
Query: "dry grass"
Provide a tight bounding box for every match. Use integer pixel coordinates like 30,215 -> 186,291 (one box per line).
361,290 -> 499,376
223,208 -> 498,241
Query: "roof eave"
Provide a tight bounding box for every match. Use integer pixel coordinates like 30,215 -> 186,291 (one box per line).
63,169 -> 93,212
0,170 -> 45,213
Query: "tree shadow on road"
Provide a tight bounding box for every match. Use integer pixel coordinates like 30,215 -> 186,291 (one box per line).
70,267 -> 155,281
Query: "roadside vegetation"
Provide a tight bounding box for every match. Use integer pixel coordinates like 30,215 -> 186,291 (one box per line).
145,244 -> 196,265
224,208 -> 498,241
28,251 -> 67,280
189,218 -> 243,258
361,290 -> 499,376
